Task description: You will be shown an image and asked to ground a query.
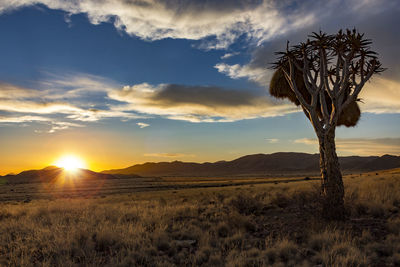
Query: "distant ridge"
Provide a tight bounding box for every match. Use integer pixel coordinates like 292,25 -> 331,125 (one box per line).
102,152 -> 400,177
2,166 -> 118,184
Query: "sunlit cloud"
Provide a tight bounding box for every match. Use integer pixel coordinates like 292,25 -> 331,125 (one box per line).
0,115 -> 50,123
0,0 -> 317,49
0,83 -> 41,99
221,52 -> 239,59
0,76 -> 143,131
137,122 -> 149,128
0,73 -> 298,128
0,115 -> 83,133
266,138 -> 279,143
65,109 -> 142,122
294,138 -> 317,146
47,121 -> 84,133
3,70 -> 398,133
0,99 -> 137,123
294,138 -> 400,156
360,77 -> 400,114
38,72 -> 117,99
108,83 -> 298,122
215,63 -> 272,86
0,99 -> 83,114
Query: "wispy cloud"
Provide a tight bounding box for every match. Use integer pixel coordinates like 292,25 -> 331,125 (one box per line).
38,72 -> 117,99
0,97 -> 140,123
266,138 -> 278,143
221,52 -> 239,59
108,83 -> 297,122
0,75 -> 143,132
295,138 -> 400,156
0,115 -> 83,133
0,115 -> 50,123
137,122 -> 149,128
359,77 -> 400,114
294,138 -> 317,146
215,63 -> 272,86
0,83 -> 40,99
47,121 -> 83,133
0,100 -> 83,114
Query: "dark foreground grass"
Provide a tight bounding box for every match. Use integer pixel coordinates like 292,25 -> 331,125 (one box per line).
0,170 -> 400,266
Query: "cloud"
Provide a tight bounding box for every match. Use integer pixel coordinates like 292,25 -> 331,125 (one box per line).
0,73 -> 297,128
0,115 -> 50,123
294,138 -> 317,146
215,63 -> 272,86
0,76 -> 144,132
0,0 -> 317,49
137,122 -> 149,128
144,153 -> 195,158
359,77 -> 400,114
294,138 -> 400,156
47,121 -> 84,133
0,83 -> 40,99
0,77 -> 126,123
0,98 -> 138,123
0,99 -> 83,114
221,52 -> 239,59
108,83 -> 297,122
38,72 -> 117,99
265,138 -> 278,143
0,114 -> 83,133
65,108 -> 141,122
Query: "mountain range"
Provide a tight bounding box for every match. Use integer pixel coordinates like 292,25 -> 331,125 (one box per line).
2,166 -> 116,184
2,153 -> 400,183
102,152 -> 400,177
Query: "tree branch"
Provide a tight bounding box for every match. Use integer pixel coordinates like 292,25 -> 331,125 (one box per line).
320,48 -> 332,95
319,91 -> 330,126
341,60 -> 376,111
281,61 -> 312,110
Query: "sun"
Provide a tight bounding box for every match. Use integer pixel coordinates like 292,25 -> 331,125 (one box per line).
54,155 -> 86,172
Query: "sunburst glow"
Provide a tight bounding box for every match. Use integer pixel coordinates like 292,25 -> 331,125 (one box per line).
54,155 -> 86,172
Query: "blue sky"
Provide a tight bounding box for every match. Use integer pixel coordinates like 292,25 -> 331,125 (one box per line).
0,0 -> 399,173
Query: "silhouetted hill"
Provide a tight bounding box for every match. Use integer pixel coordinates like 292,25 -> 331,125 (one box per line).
1,166 -> 119,184
360,154 -> 400,171
102,152 -> 400,177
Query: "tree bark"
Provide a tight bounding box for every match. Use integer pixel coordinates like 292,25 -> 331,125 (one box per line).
318,129 -> 345,220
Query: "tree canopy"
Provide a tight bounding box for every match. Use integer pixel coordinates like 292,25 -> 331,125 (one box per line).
271,29 -> 384,132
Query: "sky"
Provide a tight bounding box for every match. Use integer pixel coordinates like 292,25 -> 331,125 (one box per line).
0,0 -> 400,174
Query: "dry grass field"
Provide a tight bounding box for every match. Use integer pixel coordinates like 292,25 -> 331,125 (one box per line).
1,169 -> 400,266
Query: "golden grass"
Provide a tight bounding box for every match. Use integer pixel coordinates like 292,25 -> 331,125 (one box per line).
0,170 -> 399,266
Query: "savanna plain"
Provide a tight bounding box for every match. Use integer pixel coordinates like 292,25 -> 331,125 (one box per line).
1,170 -> 400,266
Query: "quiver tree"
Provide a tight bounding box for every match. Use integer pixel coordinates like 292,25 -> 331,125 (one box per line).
270,29 -> 384,220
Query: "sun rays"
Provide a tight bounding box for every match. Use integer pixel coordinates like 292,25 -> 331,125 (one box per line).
54,155 -> 86,173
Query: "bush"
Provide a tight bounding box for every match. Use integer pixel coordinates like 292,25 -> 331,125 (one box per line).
229,194 -> 263,215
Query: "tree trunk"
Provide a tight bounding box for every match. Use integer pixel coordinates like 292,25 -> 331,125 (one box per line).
318,130 -> 345,220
